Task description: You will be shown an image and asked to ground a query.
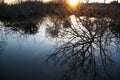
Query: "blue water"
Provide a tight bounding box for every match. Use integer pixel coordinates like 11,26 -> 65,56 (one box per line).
0,16 -> 120,80
0,23 -> 64,80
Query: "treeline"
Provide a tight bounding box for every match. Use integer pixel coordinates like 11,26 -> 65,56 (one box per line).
0,1 -> 73,20
0,1 -> 120,20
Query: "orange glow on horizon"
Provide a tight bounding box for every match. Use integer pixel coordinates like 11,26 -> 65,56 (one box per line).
68,0 -> 79,6
67,0 -> 79,9
43,0 -> 52,3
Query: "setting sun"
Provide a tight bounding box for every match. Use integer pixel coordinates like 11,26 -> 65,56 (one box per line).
68,0 -> 79,7
4,0 -> 16,4
43,0 -> 52,3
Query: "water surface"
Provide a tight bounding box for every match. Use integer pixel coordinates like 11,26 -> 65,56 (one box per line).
0,15 -> 120,80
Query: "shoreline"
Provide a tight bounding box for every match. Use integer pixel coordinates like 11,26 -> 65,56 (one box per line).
0,1 -> 120,20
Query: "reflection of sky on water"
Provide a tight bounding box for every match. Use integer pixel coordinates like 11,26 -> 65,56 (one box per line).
0,22 -> 63,80
0,15 -> 120,80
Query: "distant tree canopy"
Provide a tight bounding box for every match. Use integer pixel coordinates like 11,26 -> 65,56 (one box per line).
17,0 -> 65,3
110,0 -> 119,4
17,0 -> 42,2
0,0 -> 119,4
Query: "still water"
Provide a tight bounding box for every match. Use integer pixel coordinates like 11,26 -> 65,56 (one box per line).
0,15 -> 120,80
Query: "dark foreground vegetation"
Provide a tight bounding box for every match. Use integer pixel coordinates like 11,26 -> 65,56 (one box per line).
0,1 -> 120,20
0,1 -> 72,20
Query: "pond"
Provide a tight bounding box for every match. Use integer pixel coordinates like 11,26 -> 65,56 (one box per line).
0,15 -> 120,80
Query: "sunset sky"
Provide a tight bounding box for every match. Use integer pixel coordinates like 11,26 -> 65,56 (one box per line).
83,0 -> 119,3
4,0 -> 120,4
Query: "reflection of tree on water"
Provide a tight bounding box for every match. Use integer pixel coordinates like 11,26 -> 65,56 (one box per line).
47,16 -> 120,80
0,19 -> 41,53
0,36 -> 5,54
45,16 -> 62,38
0,15 -> 120,80
2,19 -> 40,35
110,18 -> 120,38
0,25 -> 5,54
45,16 -> 71,38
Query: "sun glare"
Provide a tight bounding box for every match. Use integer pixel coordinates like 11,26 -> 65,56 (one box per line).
4,0 -> 16,4
68,0 -> 79,7
43,0 -> 52,3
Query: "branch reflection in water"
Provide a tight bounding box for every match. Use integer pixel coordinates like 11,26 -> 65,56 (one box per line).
0,15 -> 120,80
0,18 -> 42,54
46,15 -> 120,80
0,22 -> 6,54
